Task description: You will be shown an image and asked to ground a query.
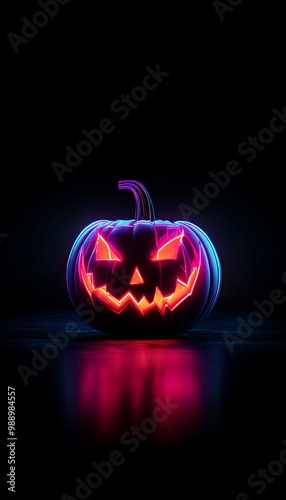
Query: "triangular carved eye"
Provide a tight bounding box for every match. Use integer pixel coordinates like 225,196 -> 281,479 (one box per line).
96,234 -> 122,261
151,232 -> 183,261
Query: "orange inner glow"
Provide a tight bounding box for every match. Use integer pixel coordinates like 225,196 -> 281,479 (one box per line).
96,234 -> 122,261
151,233 -> 183,261
130,267 -> 145,285
79,240 -> 201,316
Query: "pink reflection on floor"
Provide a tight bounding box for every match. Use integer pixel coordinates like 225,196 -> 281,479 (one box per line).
67,340 -> 208,444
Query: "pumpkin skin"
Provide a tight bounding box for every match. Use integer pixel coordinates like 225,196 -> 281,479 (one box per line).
66,180 -> 221,335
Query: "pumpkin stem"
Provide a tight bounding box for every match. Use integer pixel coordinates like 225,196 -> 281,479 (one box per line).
118,180 -> 156,221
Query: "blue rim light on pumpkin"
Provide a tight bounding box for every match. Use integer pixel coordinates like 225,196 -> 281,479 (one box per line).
66,180 -> 222,335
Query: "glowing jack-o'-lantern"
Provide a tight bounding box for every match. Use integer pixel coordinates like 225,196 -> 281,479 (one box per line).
66,180 -> 221,335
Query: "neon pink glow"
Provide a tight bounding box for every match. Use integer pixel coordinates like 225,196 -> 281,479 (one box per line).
79,245 -> 201,315
66,180 -> 222,333
96,234 -> 122,261
69,341 -> 205,444
151,232 -> 183,261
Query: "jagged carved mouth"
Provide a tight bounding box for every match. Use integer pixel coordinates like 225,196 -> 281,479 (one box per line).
79,245 -> 201,316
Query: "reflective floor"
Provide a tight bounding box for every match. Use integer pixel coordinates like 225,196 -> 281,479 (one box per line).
1,310 -> 286,499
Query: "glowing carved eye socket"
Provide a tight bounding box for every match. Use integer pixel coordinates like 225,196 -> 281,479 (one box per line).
96,234 -> 122,261
151,232 -> 183,261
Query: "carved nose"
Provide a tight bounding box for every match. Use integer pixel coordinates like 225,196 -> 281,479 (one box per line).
130,267 -> 145,285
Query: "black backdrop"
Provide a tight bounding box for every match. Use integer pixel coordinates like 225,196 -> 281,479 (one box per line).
2,1 -> 285,315
1,2 -> 286,500
1,1 -> 286,313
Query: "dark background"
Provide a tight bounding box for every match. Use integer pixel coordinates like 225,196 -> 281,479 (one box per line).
1,1 -> 286,500
1,0 -> 285,314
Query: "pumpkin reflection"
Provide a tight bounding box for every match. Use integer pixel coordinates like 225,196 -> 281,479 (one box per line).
66,341 -> 207,444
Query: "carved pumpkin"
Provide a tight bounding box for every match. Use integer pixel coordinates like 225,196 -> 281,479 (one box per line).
66,180 -> 221,335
